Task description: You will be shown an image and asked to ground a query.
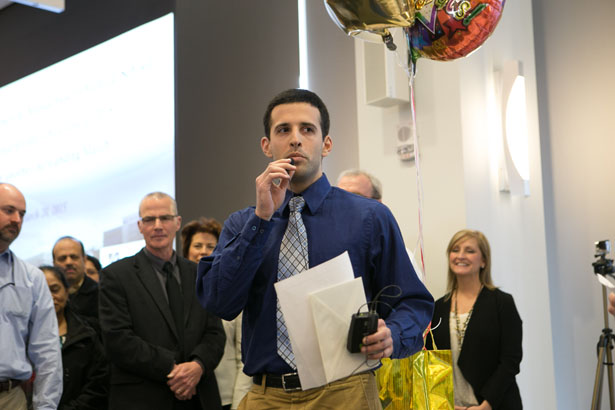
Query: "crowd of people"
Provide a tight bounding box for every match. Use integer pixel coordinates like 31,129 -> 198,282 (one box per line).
1,89 -> 525,410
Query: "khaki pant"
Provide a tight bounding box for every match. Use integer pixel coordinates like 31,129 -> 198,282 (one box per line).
238,373 -> 382,410
0,386 -> 27,410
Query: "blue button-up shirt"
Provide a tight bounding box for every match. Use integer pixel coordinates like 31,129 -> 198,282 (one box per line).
0,249 -> 62,409
197,174 -> 433,375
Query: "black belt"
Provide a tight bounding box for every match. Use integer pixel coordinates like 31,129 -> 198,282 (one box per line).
253,372 -> 302,392
0,379 -> 22,393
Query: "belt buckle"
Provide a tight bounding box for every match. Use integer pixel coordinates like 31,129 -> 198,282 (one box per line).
281,372 -> 301,392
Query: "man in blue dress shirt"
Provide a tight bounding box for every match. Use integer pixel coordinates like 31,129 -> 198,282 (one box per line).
0,183 -> 62,409
196,89 -> 433,409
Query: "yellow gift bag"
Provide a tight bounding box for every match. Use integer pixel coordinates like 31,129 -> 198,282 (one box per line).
376,330 -> 454,409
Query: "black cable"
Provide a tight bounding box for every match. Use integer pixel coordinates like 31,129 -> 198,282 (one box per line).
371,285 -> 402,311
355,284 -> 402,315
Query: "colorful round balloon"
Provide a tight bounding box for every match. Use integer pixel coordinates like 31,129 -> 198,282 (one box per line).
407,0 -> 506,62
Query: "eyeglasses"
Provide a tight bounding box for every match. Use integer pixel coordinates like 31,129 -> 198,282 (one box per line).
140,215 -> 177,224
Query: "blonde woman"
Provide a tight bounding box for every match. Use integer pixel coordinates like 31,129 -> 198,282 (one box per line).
428,230 -> 522,410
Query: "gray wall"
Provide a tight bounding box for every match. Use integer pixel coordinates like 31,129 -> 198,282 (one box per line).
174,1 -> 300,224
174,2 -> 360,224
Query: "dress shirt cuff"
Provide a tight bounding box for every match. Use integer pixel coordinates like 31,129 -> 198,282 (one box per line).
240,211 -> 273,247
387,321 -> 403,358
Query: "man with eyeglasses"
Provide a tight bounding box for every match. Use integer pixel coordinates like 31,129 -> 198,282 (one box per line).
99,191 -> 225,410
0,183 -> 62,410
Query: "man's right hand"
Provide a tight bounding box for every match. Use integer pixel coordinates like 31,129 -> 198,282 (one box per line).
255,159 -> 295,221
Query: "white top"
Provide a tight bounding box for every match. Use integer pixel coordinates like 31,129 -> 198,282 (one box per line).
213,313 -> 253,408
450,312 -> 479,406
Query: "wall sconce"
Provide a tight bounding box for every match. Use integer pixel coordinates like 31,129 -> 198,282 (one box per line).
499,60 -> 530,196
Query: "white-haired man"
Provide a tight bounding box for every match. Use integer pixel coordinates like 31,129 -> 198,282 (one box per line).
99,192 -> 225,410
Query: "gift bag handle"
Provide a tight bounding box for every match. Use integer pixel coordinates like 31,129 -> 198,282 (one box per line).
423,317 -> 441,351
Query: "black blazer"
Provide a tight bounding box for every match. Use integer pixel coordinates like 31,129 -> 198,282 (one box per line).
427,287 -> 523,410
99,250 -> 226,410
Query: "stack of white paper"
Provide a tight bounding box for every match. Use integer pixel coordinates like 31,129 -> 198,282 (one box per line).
274,251 -> 376,390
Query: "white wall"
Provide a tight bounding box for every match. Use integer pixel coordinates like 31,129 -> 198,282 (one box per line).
354,49 -> 467,297
533,0 -> 615,408
351,0 -> 557,407
309,0 -> 615,406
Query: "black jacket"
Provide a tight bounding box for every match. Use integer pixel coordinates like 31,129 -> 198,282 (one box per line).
59,306 -> 108,410
99,250 -> 226,410
68,274 -> 99,332
427,287 -> 523,409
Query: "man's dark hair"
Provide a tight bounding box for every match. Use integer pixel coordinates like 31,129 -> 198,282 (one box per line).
86,255 -> 102,272
263,89 -> 330,139
52,236 -> 86,259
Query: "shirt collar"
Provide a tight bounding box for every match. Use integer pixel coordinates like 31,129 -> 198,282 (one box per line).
0,249 -> 13,284
143,247 -> 177,271
279,173 -> 331,216
0,248 -> 11,262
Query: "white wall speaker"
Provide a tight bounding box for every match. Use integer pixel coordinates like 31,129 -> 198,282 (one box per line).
363,29 -> 410,107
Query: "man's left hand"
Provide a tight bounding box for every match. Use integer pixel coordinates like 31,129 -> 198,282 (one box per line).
167,361 -> 203,400
361,319 -> 393,360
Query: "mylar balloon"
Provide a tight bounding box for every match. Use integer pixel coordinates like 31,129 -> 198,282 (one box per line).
407,0 -> 505,62
325,0 -> 416,49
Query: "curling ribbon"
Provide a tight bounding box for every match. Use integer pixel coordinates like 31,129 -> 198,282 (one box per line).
407,55 -> 426,284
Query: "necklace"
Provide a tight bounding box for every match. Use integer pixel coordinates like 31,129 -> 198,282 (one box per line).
454,286 -> 482,347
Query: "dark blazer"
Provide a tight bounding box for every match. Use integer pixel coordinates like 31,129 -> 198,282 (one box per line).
59,306 -> 108,410
427,287 -> 523,410
99,249 -> 225,410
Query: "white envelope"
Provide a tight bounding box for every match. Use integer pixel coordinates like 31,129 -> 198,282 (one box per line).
309,277 -> 375,383
274,251 -> 356,390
